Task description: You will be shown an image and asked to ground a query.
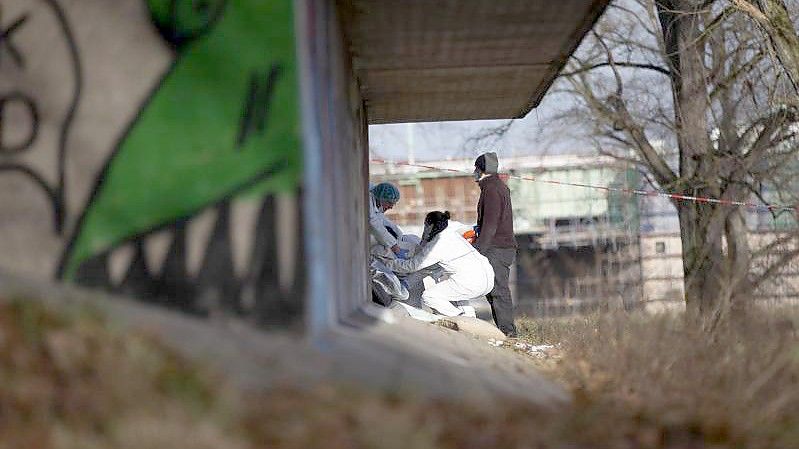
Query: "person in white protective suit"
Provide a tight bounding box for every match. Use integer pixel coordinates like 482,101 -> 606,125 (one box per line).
384,211 -> 494,316
369,182 -> 407,257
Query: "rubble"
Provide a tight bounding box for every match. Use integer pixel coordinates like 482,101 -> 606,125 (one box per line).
488,339 -> 561,359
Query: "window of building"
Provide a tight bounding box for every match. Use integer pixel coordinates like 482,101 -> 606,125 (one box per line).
655,241 -> 666,254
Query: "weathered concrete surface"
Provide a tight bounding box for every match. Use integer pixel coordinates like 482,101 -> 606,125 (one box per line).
0,272 -> 565,405
0,272 -> 325,391
326,306 -> 567,404
446,315 -> 508,341
340,0 -> 610,123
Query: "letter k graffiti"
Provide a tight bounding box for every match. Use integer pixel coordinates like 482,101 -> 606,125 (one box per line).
0,14 -> 28,68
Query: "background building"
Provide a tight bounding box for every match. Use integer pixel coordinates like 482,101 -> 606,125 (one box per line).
371,154 -> 799,316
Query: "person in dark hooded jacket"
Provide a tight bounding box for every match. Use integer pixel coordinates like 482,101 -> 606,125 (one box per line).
473,152 -> 518,337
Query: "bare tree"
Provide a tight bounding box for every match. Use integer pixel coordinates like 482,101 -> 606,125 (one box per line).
731,0 -> 799,95
558,0 -> 799,326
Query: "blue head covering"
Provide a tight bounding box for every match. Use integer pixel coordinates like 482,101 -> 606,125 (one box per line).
371,182 -> 400,204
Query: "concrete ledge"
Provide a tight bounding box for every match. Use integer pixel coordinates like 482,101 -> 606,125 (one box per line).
329,305 -> 567,405
0,273 -> 566,406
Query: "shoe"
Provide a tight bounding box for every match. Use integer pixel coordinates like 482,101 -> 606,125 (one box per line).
458,305 -> 477,318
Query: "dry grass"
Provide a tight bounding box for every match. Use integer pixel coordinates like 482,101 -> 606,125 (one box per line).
515,308 -> 799,448
0,298 -> 250,449
4,296 -> 799,448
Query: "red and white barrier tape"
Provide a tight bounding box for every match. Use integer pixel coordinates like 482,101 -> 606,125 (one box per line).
370,159 -> 797,213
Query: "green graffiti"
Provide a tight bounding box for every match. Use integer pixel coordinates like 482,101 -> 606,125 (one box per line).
62,0 -> 300,278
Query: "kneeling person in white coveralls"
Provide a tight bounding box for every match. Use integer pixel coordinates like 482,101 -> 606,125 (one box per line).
385,211 -> 494,316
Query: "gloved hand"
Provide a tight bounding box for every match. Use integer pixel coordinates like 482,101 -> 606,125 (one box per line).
395,249 -> 410,260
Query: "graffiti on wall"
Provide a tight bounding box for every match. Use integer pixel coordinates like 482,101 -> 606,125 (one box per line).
0,0 -> 80,234
0,0 -> 303,323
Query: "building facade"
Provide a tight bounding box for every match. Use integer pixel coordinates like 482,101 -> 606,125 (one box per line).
371,154 -> 799,315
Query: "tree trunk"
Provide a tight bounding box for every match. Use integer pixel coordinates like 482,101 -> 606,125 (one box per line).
678,204 -> 726,318
725,207 -> 753,315
658,1 -> 725,318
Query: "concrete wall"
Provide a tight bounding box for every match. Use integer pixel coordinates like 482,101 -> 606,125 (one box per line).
1,0 -> 305,323
297,0 -> 371,330
1,0 -> 374,330
640,231 -> 799,306
639,234 -> 686,303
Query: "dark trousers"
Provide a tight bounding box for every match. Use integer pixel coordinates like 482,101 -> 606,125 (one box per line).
482,247 -> 517,336
399,264 -> 442,309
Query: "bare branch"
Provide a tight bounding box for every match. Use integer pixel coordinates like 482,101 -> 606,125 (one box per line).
709,50 -> 767,99
731,0 -> 799,95
739,105 -> 799,162
559,61 -> 672,78
594,31 -> 625,98
751,245 -> 799,290
462,120 -> 514,152
607,95 -> 678,187
752,231 -> 798,257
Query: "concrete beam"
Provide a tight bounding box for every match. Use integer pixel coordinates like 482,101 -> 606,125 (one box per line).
340,0 -> 610,123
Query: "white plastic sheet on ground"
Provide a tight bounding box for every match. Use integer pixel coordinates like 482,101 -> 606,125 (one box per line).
391,301 -> 439,322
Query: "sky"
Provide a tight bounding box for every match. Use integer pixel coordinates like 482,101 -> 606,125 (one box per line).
368,90 -> 590,164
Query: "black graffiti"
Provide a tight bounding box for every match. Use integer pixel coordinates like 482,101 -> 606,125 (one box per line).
69,163 -> 305,326
150,0 -> 227,49
0,163 -> 64,233
236,64 -> 282,149
0,1 -> 83,236
0,92 -> 39,154
52,0 -> 83,235
0,14 -> 28,68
